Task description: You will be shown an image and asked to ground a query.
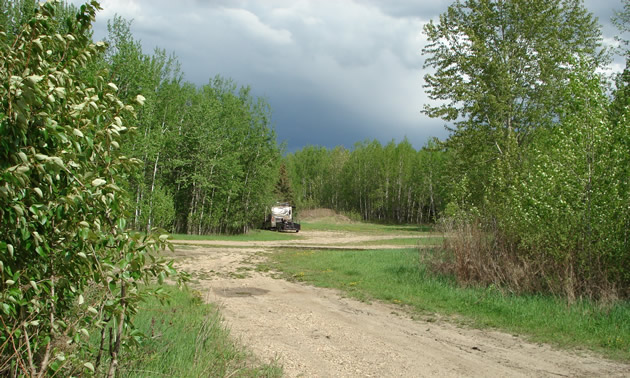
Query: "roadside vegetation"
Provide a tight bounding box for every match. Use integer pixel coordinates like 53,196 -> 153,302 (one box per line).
114,285 -> 281,377
0,2 -> 185,375
103,16 -> 280,236
0,1 -> 277,375
266,247 -> 630,361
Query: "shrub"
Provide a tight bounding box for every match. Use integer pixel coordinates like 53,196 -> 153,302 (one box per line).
0,2 -> 184,375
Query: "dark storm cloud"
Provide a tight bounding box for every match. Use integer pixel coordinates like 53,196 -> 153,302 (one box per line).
265,84 -> 446,152
75,0 -> 622,151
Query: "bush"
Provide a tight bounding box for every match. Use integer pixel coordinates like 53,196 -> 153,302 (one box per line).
0,2 -> 184,375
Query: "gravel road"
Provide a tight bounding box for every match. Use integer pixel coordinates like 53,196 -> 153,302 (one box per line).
172,230 -> 628,377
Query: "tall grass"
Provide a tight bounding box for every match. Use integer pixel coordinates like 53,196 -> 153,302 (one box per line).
267,248 -> 630,360
431,219 -> 627,302
113,286 -> 281,377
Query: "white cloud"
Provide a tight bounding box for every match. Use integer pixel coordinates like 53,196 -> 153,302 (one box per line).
222,8 -> 293,45
95,0 -> 142,19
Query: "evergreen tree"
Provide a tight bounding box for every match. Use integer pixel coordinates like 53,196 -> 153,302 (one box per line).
275,162 -> 294,204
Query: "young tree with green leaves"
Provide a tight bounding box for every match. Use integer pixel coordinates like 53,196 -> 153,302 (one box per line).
497,58 -> 629,298
275,162 -> 295,204
423,0 -> 605,206
0,2 -> 183,375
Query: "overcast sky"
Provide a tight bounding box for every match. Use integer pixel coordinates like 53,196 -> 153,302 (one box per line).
71,0 -> 627,152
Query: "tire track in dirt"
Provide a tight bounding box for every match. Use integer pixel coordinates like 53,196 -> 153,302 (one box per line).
172,231 -> 628,377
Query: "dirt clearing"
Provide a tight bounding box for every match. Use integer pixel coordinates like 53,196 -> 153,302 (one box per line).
173,230 -> 628,377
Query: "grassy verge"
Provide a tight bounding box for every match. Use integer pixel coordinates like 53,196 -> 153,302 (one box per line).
340,236 -> 444,247
171,229 -> 300,242
266,248 -> 630,361
116,285 -> 281,377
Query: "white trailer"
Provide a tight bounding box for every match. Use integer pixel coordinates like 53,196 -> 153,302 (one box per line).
265,202 -> 301,232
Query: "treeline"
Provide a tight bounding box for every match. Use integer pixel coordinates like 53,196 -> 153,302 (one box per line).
285,140 -> 447,223
2,4 -> 281,237
101,18 -> 280,234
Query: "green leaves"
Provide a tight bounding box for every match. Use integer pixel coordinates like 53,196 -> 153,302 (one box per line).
421,1 -> 629,299
423,0 -> 605,207
507,61 -> 629,280
0,1 -> 184,376
91,178 -> 106,187
286,139 -> 447,224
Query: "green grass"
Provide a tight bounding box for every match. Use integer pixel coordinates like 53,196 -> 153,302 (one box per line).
116,285 -> 282,377
170,229 -> 300,242
300,221 -> 433,234
342,236 -> 445,247
266,248 -> 630,361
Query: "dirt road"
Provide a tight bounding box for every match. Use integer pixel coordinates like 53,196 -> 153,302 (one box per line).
173,230 -> 628,377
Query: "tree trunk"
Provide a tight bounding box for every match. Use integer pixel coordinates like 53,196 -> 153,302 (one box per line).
146,151 -> 160,233
187,181 -> 197,235
134,186 -> 142,230
198,193 -> 206,235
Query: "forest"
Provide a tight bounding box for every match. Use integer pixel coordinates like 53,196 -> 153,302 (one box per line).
284,139 -> 446,224
0,0 -> 629,375
103,17 -> 281,236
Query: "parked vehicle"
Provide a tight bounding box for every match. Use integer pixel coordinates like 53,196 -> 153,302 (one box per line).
264,202 -> 300,232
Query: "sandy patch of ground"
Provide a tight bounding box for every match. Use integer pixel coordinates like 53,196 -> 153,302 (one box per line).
299,208 -> 354,223
172,230 -> 628,377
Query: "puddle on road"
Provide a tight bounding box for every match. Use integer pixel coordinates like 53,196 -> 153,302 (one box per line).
213,287 -> 269,297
